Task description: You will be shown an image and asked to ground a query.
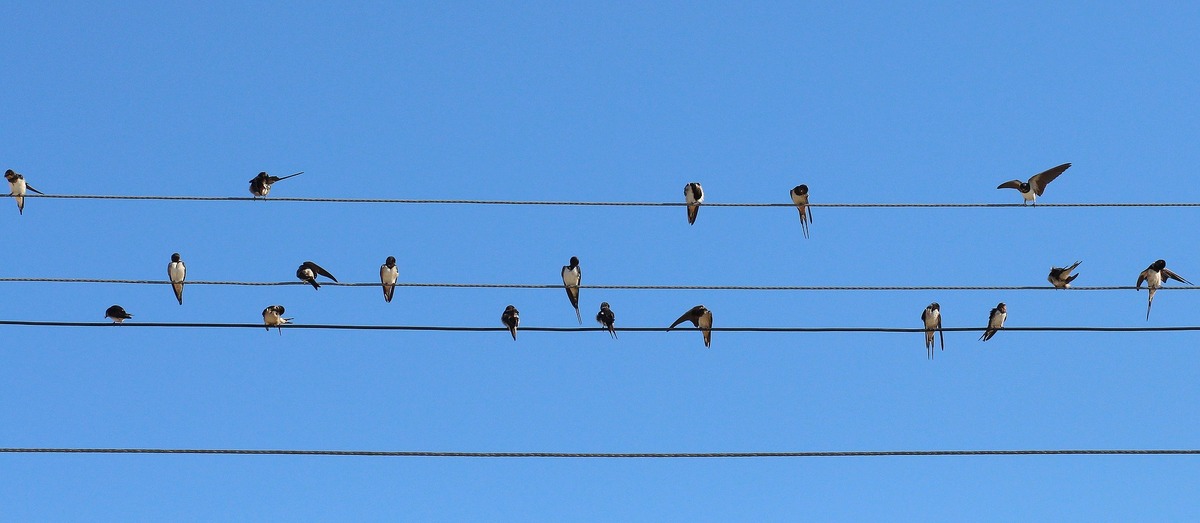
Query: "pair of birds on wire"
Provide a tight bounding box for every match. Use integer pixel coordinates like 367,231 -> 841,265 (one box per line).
918,302 -> 1007,360
1043,259 -> 1191,319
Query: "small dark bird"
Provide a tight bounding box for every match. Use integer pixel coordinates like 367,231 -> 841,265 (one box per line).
921,302 -> 943,359
5,169 -> 44,215
790,184 -> 812,238
501,305 -> 520,341
167,252 -> 186,305
380,256 -> 398,303
561,256 -> 582,324
684,182 -> 704,225
1047,261 -> 1081,289
1136,259 -> 1192,320
979,302 -> 1007,342
296,261 -> 338,290
262,305 -> 291,334
996,163 -> 1071,205
596,302 -> 617,339
248,171 -> 303,197
105,305 -> 133,324
668,305 -> 713,348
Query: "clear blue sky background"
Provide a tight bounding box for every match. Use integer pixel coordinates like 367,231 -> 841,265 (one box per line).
3,2 -> 1200,520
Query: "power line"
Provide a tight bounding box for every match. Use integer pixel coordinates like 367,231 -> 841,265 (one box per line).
1,447 -> 1197,458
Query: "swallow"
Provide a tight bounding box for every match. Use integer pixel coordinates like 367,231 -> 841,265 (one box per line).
380,256 -> 398,303
979,302 -> 1006,342
1136,259 -> 1192,320
105,305 -> 133,324
684,182 -> 704,225
296,261 -> 338,290
501,305 -> 520,341
996,163 -> 1071,205
5,169 -> 44,215
790,184 -> 812,238
1047,261 -> 1082,289
596,302 -> 617,339
668,305 -> 713,348
561,256 -> 582,324
262,305 -> 292,334
921,302 -> 943,359
248,171 -> 303,197
167,252 -> 186,305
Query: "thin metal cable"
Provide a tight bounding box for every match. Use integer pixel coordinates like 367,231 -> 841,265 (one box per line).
1,321 -> 1198,332
0,447 -> 1196,458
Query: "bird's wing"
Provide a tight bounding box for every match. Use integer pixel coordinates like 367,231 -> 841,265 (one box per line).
668,311 -> 699,330
1136,270 -> 1149,289
1163,268 -> 1192,285
996,180 -> 1023,190
1028,163 -> 1071,196
308,262 -> 338,282
24,184 -> 43,195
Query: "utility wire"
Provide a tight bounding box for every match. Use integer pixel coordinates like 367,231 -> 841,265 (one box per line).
1,447 -> 1197,458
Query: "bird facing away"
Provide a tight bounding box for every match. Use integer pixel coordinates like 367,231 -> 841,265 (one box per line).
248,171 -> 303,197
668,305 -> 713,348
996,163 -> 1071,205
380,256 -> 398,303
684,182 -> 704,225
561,256 -> 582,324
596,302 -> 617,339
167,252 -> 186,305
790,184 -> 812,238
262,305 -> 292,335
105,305 -> 133,324
5,169 -> 44,215
921,302 -> 943,359
501,305 -> 520,341
296,261 -> 338,290
1136,259 -> 1192,320
1047,261 -> 1082,289
979,302 -> 1007,341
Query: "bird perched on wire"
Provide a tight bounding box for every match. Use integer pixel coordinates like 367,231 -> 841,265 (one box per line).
501,305 -> 520,341
5,169 -> 44,215
979,302 -> 1006,342
561,256 -> 582,324
668,305 -> 713,348
167,252 -> 186,305
1047,261 -> 1081,289
296,261 -> 338,290
105,305 -> 133,324
248,171 -> 303,198
262,305 -> 291,334
1136,259 -> 1192,320
921,302 -> 943,359
380,256 -> 398,303
790,184 -> 812,238
684,182 -> 704,225
996,163 -> 1071,205
596,302 -> 617,339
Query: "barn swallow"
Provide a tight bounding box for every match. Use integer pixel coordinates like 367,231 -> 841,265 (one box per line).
5,169 -> 44,215
921,302 -> 943,359
979,302 -> 1006,342
1047,261 -> 1082,289
561,256 -> 582,324
167,252 -> 186,305
296,261 -> 338,290
996,163 -> 1071,205
596,302 -> 617,339
248,171 -> 303,197
262,305 -> 292,334
1136,259 -> 1192,320
790,185 -> 812,238
668,305 -> 713,348
684,182 -> 704,225
105,305 -> 133,324
501,305 -> 520,341
380,256 -> 398,303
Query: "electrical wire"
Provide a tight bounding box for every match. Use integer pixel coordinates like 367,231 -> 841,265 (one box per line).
1,447 -> 1197,458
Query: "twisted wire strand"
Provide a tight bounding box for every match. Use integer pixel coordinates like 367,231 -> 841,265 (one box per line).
1,447 -> 1196,458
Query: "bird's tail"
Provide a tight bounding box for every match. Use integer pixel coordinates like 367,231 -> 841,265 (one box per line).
309,279 -> 321,290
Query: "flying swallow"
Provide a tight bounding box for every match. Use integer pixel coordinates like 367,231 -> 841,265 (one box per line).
921,302 -> 943,359
248,171 -> 303,197
668,305 -> 713,348
167,252 -> 186,305
790,184 -> 812,238
596,302 -> 617,339
996,163 -> 1071,205
262,305 -> 292,334
105,305 -> 133,324
5,169 -> 44,215
1136,259 -> 1192,320
296,261 -> 338,290
561,256 -> 582,324
1047,261 -> 1082,289
979,302 -> 1006,342
380,256 -> 398,303
684,182 -> 704,225
501,305 -> 520,341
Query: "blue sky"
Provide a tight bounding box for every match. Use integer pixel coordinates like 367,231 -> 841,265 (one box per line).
3,1 -> 1200,520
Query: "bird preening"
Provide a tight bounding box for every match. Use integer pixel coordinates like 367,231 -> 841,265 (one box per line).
501,305 -> 520,340
596,302 -> 617,339
262,305 -> 291,334
105,305 -> 133,324
6,169 -> 44,215
668,305 -> 712,348
249,171 -> 303,198
980,302 -> 1006,342
296,261 -> 338,290
1047,261 -> 1081,289
684,182 -> 704,225
790,184 -> 812,238
1136,259 -> 1192,320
